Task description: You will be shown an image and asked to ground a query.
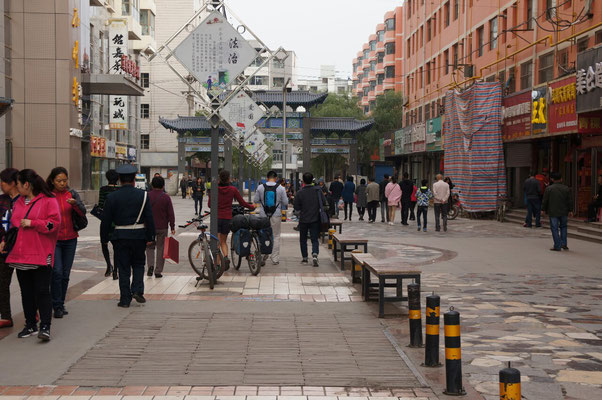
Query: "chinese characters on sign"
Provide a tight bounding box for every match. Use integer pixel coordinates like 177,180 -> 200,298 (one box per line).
109,96 -> 128,129
549,77 -> 577,135
502,91 -> 531,141
90,136 -> 106,157
172,11 -> 257,97
412,122 -> 426,153
576,47 -> 602,114
109,20 -> 129,130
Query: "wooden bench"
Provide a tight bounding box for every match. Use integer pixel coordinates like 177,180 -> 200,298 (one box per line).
351,251 -> 375,284
321,220 -> 343,243
332,234 -> 368,271
362,259 -> 422,318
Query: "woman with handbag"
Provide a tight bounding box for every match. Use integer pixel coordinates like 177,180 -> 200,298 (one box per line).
46,167 -> 87,319
192,177 -> 205,215
97,169 -> 120,279
1,169 -> 61,341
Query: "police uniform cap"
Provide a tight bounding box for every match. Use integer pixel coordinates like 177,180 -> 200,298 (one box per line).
116,164 -> 138,175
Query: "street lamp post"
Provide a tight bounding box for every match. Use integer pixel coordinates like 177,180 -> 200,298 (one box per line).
282,78 -> 291,180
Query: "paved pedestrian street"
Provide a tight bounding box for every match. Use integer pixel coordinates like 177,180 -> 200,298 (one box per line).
0,197 -> 601,400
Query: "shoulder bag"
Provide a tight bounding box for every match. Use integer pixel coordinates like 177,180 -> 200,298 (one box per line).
316,187 -> 330,233
70,190 -> 88,231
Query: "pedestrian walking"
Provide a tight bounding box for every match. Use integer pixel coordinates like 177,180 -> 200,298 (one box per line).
145,176 -> 175,278
587,174 -> 602,222
342,176 -> 356,221
355,178 -> 368,221
329,175 -> 344,219
1,169 -> 60,341
294,172 -> 327,266
399,172 -> 413,225
254,170 -> 288,265
409,182 -> 417,221
179,176 -> 187,199
366,177 -> 380,223
444,176 -> 455,212
542,172 -> 573,251
433,174 -> 450,232
385,176 -> 401,225
416,179 -> 433,232
0,168 -> 19,329
101,164 -> 156,308
192,177 -> 205,216
523,172 -> 542,228
47,167 -> 86,319
187,175 -> 194,198
379,174 -> 390,223
98,169 -> 120,279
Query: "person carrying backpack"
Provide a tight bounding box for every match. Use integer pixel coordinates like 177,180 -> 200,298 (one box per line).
254,170 -> 288,265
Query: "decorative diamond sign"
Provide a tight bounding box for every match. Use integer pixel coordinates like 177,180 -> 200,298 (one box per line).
220,90 -> 263,142
244,129 -> 265,155
172,10 -> 257,96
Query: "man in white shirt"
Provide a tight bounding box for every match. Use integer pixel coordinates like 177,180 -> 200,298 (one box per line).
432,174 -> 450,232
254,171 -> 289,264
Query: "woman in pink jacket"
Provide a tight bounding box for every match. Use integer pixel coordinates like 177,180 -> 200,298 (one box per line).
385,176 -> 402,225
1,169 -> 60,341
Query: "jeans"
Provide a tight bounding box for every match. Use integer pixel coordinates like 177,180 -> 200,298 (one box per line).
334,197 -> 341,217
417,206 -> 428,229
299,221 -> 321,258
52,238 -> 77,311
146,229 -> 167,274
434,203 -> 448,230
525,198 -> 542,227
344,202 -> 353,220
367,201 -> 379,222
0,261 -> 14,320
113,239 -> 146,305
380,200 -> 389,222
16,266 -> 52,328
549,216 -> 568,250
194,195 -> 203,214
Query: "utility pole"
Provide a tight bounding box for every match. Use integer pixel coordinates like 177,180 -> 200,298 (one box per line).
178,92 -> 194,182
209,97 -> 220,255
282,77 -> 291,180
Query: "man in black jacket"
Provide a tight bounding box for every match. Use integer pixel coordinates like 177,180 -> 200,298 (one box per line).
379,174 -> 390,223
329,176 -> 344,218
523,172 -> 542,228
399,172 -> 413,225
294,172 -> 327,267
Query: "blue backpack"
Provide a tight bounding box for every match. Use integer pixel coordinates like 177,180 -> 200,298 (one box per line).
263,184 -> 278,217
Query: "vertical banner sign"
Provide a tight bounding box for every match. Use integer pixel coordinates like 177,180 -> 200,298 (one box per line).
548,77 -> 577,135
394,129 -> 403,155
412,122 -> 426,153
531,86 -> 547,135
109,19 -> 128,130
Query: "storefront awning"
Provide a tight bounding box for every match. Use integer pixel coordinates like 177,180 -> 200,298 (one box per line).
0,97 -> 14,118
81,73 -> 145,96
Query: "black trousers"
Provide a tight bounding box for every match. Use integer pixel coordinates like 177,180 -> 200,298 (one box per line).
367,201 -> 379,222
344,202 -> 353,220
357,206 -> 366,219
588,202 -> 600,221
16,266 -> 52,328
409,201 -> 416,220
0,261 -> 14,320
101,242 -> 113,269
401,200 -> 410,224
113,239 -> 146,305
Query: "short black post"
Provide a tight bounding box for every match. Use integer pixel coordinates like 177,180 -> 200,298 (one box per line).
443,308 -> 465,396
408,283 -> 423,347
424,293 -> 442,367
499,363 -> 521,400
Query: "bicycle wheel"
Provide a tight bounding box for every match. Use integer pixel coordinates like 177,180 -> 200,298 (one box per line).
188,238 -> 206,278
247,234 -> 262,276
231,241 -> 242,270
448,205 -> 459,220
203,243 -> 215,290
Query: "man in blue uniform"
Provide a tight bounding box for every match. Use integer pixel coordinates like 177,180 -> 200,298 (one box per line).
101,165 -> 155,307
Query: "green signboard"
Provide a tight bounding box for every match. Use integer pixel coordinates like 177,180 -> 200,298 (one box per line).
426,116 -> 442,152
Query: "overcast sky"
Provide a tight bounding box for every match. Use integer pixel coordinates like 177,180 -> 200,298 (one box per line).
223,0 -> 401,80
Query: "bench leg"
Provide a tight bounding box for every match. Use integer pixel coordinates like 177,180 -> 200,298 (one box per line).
363,243 -> 367,253
396,278 -> 403,298
333,240 -> 337,261
378,276 -> 385,318
362,266 -> 370,299
340,245 -> 345,271
338,225 -> 342,234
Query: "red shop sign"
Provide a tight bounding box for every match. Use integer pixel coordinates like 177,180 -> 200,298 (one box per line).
549,76 -> 577,135
502,91 -> 531,141
121,55 -> 140,80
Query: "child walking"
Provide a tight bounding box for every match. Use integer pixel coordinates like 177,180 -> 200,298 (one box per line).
416,179 -> 433,232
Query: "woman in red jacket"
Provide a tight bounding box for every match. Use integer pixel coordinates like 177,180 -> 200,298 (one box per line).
1,169 -> 60,341
47,167 -> 86,319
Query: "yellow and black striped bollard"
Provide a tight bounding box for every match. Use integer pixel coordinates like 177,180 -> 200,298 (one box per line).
499,364 -> 521,400
281,209 -> 287,222
424,293 -> 442,367
408,282 -> 423,347
328,228 -> 335,249
443,307 -> 465,396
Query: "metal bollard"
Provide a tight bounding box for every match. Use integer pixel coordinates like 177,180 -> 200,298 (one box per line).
443,307 -> 465,396
328,228 -> 335,249
408,283 -> 423,347
499,364 -> 521,400
281,209 -> 287,222
424,293 -> 442,367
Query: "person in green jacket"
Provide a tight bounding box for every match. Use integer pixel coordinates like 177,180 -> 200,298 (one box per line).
542,172 -> 573,251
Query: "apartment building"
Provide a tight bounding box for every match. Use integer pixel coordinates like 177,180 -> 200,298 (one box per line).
296,65 -> 352,95
243,40 -> 297,91
352,0 -> 602,216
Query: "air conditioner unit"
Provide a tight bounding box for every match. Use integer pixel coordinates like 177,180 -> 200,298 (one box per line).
464,65 -> 474,78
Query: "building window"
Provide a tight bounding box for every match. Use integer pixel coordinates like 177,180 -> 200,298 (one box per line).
310,86 -> 318,92
432,101 -> 437,117
418,106 -> 422,123
370,81 -> 376,91
377,30 -> 385,42
141,134 -> 149,150
444,50 -> 449,75
489,18 -> 498,50
370,60 -> 376,71
140,9 -> 155,38
377,74 -> 384,85
545,0 -> 555,20
385,42 -> 395,55
363,87 -> 369,96
364,106 -> 370,114
520,61 -> 532,90
249,75 -> 268,85
250,56 -> 264,67
538,52 -> 554,84
444,2 -> 450,27
407,0 -> 412,18
273,77 -> 284,87
452,44 -> 458,69
526,0 -> 533,29
322,77 -> 328,84
557,48 -> 569,75
273,59 -> 285,69
498,70 -> 506,86
363,49 -> 370,59
577,37 -> 589,53
425,103 -> 430,121
141,72 -> 149,88
122,0 -> 139,19
140,104 -> 149,119
385,66 -> 395,79
427,19 -> 432,42
370,40 -> 376,51
507,67 -> 516,94
337,86 -> 346,94
486,75 -> 495,82
426,62 -> 431,84
477,26 -> 484,57
385,18 -> 395,31
453,0 -> 459,20
596,29 -> 602,44
377,52 -> 384,63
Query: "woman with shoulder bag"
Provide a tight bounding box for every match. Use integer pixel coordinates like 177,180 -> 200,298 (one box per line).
46,167 -> 86,319
0,169 -> 61,341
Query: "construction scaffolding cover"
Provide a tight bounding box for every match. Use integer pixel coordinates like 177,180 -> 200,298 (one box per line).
444,82 -> 506,212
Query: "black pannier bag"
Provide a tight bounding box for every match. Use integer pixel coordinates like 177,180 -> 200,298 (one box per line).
258,227 -> 274,254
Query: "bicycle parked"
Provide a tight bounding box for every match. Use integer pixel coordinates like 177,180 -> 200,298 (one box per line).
178,212 -> 224,289
230,206 -> 272,276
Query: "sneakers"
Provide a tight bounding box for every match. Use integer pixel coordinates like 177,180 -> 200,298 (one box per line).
132,293 -> 146,303
53,308 -> 64,319
417,225 -> 421,231
423,227 -> 427,232
38,326 -> 51,342
562,246 -> 569,250
223,256 -> 231,271
154,273 -> 163,278
301,257 -> 308,264
388,222 -> 394,226
443,225 -> 447,232
312,253 -> 319,267
117,302 -> 130,308
147,266 -> 154,277
18,325 -> 38,338
62,308 -> 69,316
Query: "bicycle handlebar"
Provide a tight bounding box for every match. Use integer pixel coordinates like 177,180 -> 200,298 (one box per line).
178,212 -> 211,228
